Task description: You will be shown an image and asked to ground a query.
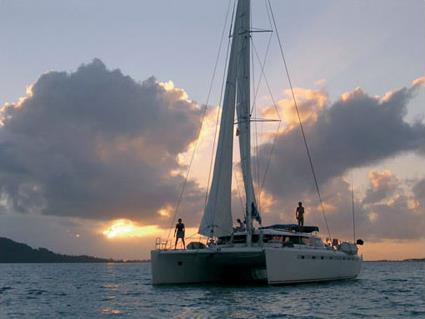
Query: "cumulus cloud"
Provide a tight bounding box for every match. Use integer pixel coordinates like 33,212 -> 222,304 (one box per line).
1,60 -> 424,243
0,59 -> 204,223
359,171 -> 425,240
363,170 -> 399,204
262,87 -> 328,126
275,171 -> 425,241
412,76 -> 425,88
257,78 -> 425,203
413,178 -> 425,210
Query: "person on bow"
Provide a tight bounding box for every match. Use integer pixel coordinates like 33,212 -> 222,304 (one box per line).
174,218 -> 185,249
296,202 -> 305,227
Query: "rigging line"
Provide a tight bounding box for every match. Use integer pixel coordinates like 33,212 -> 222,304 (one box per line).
249,32 -> 273,209
251,42 -> 281,121
204,0 -> 236,210
249,0 -> 261,204
254,82 -> 261,210
251,39 -> 282,207
234,162 -> 246,214
264,0 -> 273,28
250,32 -> 273,115
351,173 -> 356,243
250,34 -> 274,198
235,118 -> 280,124
267,0 -> 331,239
250,27 -> 261,206
166,0 -> 234,243
259,121 -> 281,201
256,0 -> 279,207
248,2 -> 273,212
252,0 -> 275,99
186,231 -> 204,240
249,30 -> 280,207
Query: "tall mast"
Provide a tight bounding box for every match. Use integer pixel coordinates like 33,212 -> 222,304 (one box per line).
235,0 -> 258,245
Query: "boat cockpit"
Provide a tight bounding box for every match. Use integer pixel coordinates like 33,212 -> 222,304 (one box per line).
213,224 -> 326,249
183,224 -> 361,256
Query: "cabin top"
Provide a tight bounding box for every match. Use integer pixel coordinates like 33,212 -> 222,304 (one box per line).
260,224 -> 319,233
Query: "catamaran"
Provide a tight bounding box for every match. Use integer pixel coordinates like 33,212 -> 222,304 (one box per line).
151,0 -> 363,285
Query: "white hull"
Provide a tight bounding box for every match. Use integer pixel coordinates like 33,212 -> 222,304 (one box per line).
151,247 -> 361,285
265,247 -> 361,284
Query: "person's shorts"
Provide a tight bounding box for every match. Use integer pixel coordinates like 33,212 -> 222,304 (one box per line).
176,231 -> 184,239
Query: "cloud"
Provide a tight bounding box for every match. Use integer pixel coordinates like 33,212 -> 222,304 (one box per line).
413,178 -> 425,210
262,87 -> 328,126
1,60 -> 424,244
359,172 -> 425,241
282,172 -> 425,241
412,76 -> 425,88
257,78 -> 425,202
0,59 -> 204,223
363,170 -> 399,204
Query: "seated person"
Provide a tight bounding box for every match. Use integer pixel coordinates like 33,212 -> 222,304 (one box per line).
235,218 -> 245,232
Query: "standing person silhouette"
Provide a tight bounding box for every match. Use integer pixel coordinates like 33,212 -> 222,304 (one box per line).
174,218 -> 185,249
296,202 -> 305,227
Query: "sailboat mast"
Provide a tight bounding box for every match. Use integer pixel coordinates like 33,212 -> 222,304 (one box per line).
235,0 -> 259,245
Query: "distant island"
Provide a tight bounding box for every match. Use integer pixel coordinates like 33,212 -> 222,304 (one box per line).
1,236 -> 424,263
366,258 -> 425,262
0,237 -> 147,263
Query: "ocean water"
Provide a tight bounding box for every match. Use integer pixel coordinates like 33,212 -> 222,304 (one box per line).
0,262 -> 424,319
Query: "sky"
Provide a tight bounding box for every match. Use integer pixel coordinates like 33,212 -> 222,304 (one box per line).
0,0 -> 424,261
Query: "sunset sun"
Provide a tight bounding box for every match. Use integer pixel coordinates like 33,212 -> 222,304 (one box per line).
102,219 -> 160,239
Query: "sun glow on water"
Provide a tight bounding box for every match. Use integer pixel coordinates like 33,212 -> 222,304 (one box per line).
102,219 -> 160,239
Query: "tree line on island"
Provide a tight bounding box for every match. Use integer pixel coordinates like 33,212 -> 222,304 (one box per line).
0,237 -> 147,263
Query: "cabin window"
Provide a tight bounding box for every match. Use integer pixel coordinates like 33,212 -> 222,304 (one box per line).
252,235 -> 260,243
217,236 -> 231,245
263,235 -> 284,243
262,235 -> 272,243
301,237 -> 311,245
313,238 -> 325,248
288,236 -> 303,245
233,235 -> 247,244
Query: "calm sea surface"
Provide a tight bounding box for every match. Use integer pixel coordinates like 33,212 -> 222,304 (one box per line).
0,262 -> 424,318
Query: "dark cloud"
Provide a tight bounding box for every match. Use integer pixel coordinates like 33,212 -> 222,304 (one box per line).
257,80 -> 425,202
265,173 -> 425,241
0,59 -> 204,223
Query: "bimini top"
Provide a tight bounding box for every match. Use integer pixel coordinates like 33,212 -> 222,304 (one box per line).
260,224 -> 319,233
